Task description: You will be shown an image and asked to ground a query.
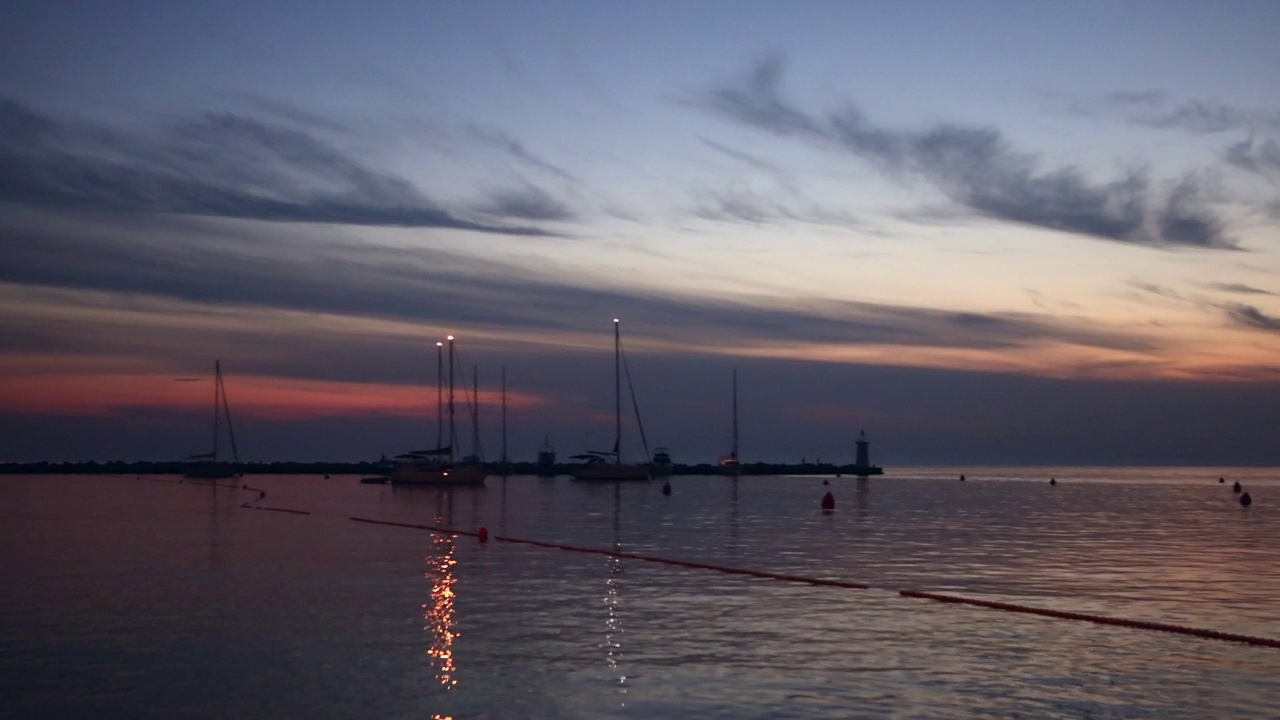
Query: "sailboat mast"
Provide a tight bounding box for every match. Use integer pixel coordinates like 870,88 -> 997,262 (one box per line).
501,367 -> 508,464
472,366 -> 480,460
613,318 -> 621,465
447,335 -> 456,463
211,360 -> 221,462
732,368 -> 739,461
436,341 -> 444,449
220,363 -> 239,464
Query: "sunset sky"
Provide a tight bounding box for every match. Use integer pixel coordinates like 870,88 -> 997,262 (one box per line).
2,1 -> 1278,465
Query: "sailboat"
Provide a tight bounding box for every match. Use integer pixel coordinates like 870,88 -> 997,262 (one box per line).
569,319 -> 651,481
535,437 -> 557,477
390,335 -> 487,486
719,368 -> 741,476
184,360 -> 240,480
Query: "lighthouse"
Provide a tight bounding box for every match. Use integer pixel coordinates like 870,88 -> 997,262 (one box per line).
852,430 -> 884,477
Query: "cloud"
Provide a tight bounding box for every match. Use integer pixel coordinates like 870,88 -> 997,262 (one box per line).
0,209 -> 1154,359
1128,281 -> 1189,303
1205,282 -> 1275,296
1224,303 -> 1280,332
1157,176 -> 1226,248
701,60 -> 1236,249
1225,138 -> 1280,178
468,124 -> 578,183
693,138 -> 866,228
693,186 -> 863,229
0,99 -> 556,235
1099,92 -> 1280,134
695,188 -> 774,224
473,185 -> 575,221
700,137 -> 791,179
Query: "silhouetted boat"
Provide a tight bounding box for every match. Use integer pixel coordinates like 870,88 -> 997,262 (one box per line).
570,319 -> 651,481
184,360 -> 240,480
652,447 -> 672,477
535,437 -> 557,477
391,335 -> 486,486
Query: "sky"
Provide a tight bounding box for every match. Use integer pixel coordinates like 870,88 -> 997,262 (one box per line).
2,0 -> 1279,465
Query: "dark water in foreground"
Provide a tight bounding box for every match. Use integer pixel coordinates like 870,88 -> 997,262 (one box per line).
2,467 -> 1278,719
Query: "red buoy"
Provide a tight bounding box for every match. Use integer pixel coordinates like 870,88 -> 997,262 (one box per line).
821,492 -> 835,511
478,527 -> 489,542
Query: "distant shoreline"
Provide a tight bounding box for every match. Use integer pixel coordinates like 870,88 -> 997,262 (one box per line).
0,460 -> 881,477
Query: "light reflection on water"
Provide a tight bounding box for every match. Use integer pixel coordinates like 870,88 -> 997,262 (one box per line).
603,484 -> 626,703
423,532 -> 458,688
2,469 -> 1279,718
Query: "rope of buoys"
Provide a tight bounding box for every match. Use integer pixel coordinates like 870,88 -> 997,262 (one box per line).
241,503 -> 311,515
897,589 -> 1280,649
348,517 -> 870,589
348,517 -> 1280,650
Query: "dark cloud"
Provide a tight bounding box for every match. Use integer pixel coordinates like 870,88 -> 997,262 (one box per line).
702,60 -> 1236,249
1133,101 -> 1254,134
1103,91 -> 1167,109
1225,303 -> 1280,332
474,185 -> 574,221
239,95 -> 354,135
694,139 -> 863,228
1099,92 -> 1280,134
0,209 -> 1154,359
695,188 -> 773,224
1157,176 -> 1226,248
468,125 -> 578,184
1206,282 -> 1275,296
1128,281 -> 1188,302
0,99 -> 555,235
1225,138 -> 1280,178
705,56 -> 824,140
693,187 -> 864,229
700,137 -> 791,179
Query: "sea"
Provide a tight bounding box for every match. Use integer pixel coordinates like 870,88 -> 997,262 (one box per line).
2,467 -> 1278,719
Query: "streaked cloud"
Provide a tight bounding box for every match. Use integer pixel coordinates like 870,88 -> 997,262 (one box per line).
1225,303 -> 1280,332
1099,91 -> 1280,134
0,99 -> 556,235
468,124 -> 579,183
1225,138 -> 1280,178
0,208 -> 1158,368
473,185 -> 575,222
702,59 -> 1236,249
1205,282 -> 1275,296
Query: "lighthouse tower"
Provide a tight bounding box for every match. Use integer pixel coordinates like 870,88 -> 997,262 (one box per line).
855,430 -> 870,468
852,430 -> 884,477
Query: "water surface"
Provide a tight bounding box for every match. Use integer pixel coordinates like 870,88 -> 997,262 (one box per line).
2,467 -> 1277,718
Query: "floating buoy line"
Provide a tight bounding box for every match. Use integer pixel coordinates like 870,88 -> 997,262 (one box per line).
348,516 -> 1280,650
105,475 -> 1276,649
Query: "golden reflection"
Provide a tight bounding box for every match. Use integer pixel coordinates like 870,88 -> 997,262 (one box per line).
604,554 -> 626,699
604,484 -> 626,700
423,532 -> 459,688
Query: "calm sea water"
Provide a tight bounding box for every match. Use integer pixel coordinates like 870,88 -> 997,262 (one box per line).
2,467 -> 1278,719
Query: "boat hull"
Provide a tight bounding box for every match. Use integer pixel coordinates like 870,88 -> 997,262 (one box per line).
390,463 -> 487,486
569,463 -> 651,481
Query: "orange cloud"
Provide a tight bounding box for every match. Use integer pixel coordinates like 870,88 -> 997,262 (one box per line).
0,373 -> 546,419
